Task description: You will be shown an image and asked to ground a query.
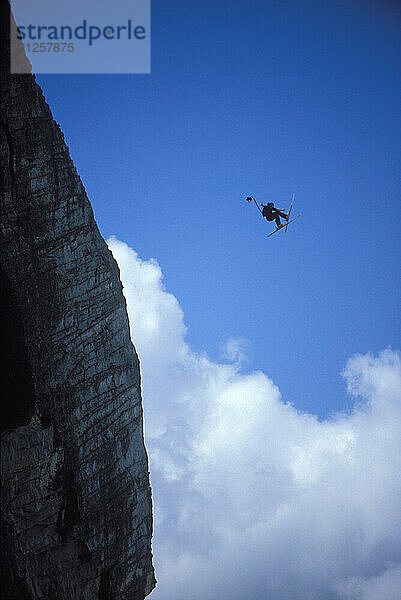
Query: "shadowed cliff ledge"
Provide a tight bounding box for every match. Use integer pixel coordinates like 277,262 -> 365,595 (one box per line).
0,7 -> 156,598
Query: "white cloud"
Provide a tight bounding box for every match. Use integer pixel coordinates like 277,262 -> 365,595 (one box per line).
220,337 -> 251,365
109,237 -> 401,600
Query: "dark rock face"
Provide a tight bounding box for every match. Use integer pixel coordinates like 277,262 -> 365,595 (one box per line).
0,40 -> 156,600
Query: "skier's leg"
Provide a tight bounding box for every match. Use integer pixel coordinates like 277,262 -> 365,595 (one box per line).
271,210 -> 282,227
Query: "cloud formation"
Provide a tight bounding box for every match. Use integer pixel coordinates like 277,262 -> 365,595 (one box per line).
109,237 -> 401,600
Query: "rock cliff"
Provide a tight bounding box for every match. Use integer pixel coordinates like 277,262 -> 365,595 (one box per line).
0,7 -> 156,599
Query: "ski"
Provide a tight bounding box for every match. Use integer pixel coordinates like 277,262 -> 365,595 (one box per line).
285,193 -> 295,232
267,213 -> 301,238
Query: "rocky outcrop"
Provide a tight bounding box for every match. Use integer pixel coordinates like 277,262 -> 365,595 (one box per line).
0,9 -> 155,598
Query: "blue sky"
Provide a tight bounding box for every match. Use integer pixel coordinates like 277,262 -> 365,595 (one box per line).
33,1 -> 401,598
37,0 -> 400,419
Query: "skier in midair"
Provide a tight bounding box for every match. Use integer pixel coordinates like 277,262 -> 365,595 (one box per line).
246,195 -> 300,237
246,197 -> 288,228
245,197 -> 289,228
260,202 -> 289,228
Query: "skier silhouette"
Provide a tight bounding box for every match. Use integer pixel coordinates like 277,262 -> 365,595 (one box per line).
260,202 -> 289,228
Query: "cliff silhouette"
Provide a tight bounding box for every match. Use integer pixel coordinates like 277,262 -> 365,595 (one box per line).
0,3 -> 155,598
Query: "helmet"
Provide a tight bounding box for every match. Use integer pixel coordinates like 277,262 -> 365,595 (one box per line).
246,197 -> 252,202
